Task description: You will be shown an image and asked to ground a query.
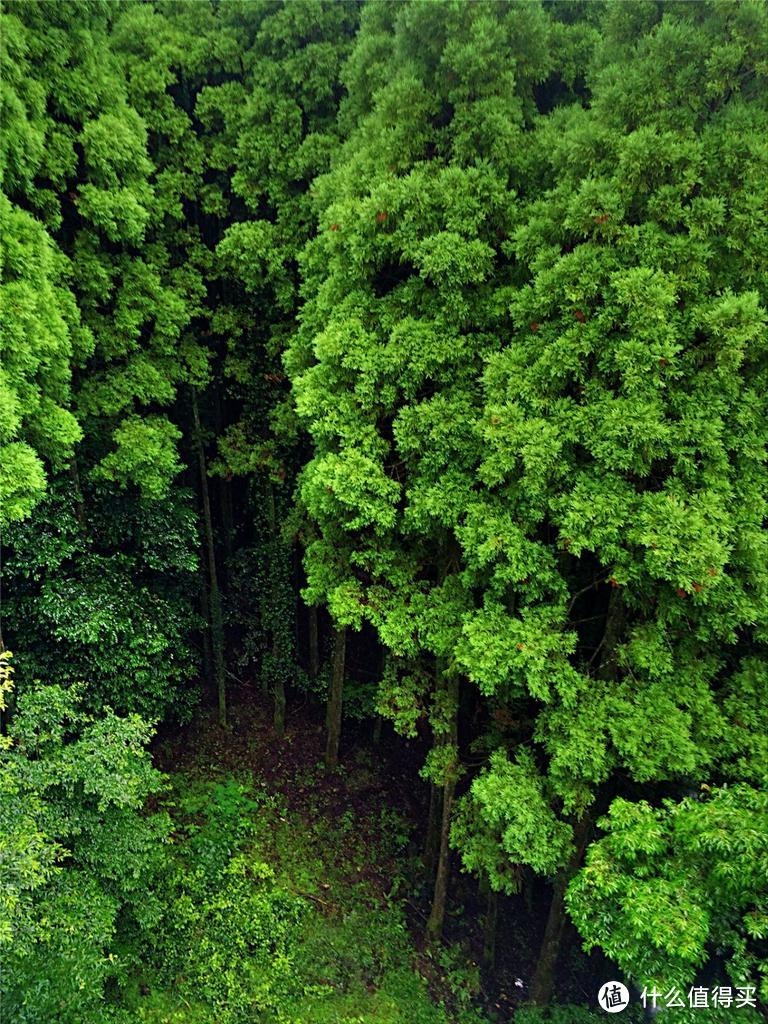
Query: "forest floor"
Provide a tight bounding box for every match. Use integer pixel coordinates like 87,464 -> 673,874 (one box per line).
133,683 -> 606,1023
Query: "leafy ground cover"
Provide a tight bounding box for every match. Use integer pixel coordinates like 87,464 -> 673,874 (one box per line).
132,689 -> 488,1024
137,687 -> 620,1024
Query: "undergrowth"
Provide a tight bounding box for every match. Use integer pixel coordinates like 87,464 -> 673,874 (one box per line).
114,772 -> 489,1023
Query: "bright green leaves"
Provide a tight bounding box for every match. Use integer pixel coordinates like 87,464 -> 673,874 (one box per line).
301,449 -> 400,534
81,107 -> 152,190
0,1 -> 214,514
217,220 -> 294,314
0,682 -> 170,1023
290,4 -> 548,705
456,603 -> 577,702
411,232 -> 495,290
78,106 -> 153,243
453,749 -> 573,889
94,415 -> 182,501
0,443 -> 47,527
568,786 -> 768,996
718,657 -> 768,787
421,742 -> 462,788
0,196 -> 82,524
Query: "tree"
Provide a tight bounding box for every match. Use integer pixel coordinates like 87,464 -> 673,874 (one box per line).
0,680 -> 171,1024
288,0 -> 555,939
567,783 -> 768,1007
449,0 -> 768,999
198,0 -> 360,735
0,197 -> 83,526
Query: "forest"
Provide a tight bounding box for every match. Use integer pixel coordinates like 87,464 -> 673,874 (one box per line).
1,1 -> 767,1021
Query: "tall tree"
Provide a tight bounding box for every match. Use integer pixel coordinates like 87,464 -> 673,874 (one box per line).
450,0 -> 768,1000
288,0 -> 556,938
199,0 -> 360,732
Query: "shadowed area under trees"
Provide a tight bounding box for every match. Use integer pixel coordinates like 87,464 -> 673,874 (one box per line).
1,1 -> 767,1022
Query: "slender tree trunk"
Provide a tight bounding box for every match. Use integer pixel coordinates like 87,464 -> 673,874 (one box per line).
424,782 -> 442,874
483,886 -> 499,968
372,714 -> 383,747
372,648 -> 388,747
528,875 -> 568,1005
426,671 -> 459,943
308,604 -> 320,680
424,662 -> 447,871
273,665 -> 286,738
530,586 -> 626,1003
426,768 -> 457,943
529,812 -> 592,1004
191,387 -> 227,728
325,625 -> 346,769
198,539 -> 213,685
266,483 -> 286,739
213,387 -> 234,586
599,586 -> 625,683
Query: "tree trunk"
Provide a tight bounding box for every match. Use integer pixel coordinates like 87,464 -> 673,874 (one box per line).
68,457 -> 86,529
426,670 -> 459,943
372,714 -> 383,747
372,648 -> 388,748
424,782 -> 442,874
273,670 -> 286,738
308,604 -> 320,680
483,886 -> 499,968
213,387 -> 234,586
426,769 -> 457,943
529,813 -> 592,1005
267,482 -> 286,739
191,387 -> 226,729
599,586 -> 626,682
528,874 -> 568,1005
530,586 -> 628,1003
198,538 -> 213,685
325,626 -> 346,769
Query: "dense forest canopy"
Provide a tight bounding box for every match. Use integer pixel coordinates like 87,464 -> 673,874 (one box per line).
0,1 -> 766,1022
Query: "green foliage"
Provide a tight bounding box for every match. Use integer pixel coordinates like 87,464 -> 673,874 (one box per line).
0,194 -> 84,524
567,785 -> 768,998
3,1 -> 768,1018
0,683 -> 170,1024
2,483 -> 200,719
290,0 -> 768,998
1,0 -> 209,504
95,415 -> 183,501
130,771 -> 479,1024
452,749 -> 573,889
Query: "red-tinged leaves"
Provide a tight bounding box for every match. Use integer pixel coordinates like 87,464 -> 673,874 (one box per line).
329,223 -> 339,231
376,210 -> 388,223
677,588 -> 687,598
573,309 -> 586,322
530,322 -> 539,332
